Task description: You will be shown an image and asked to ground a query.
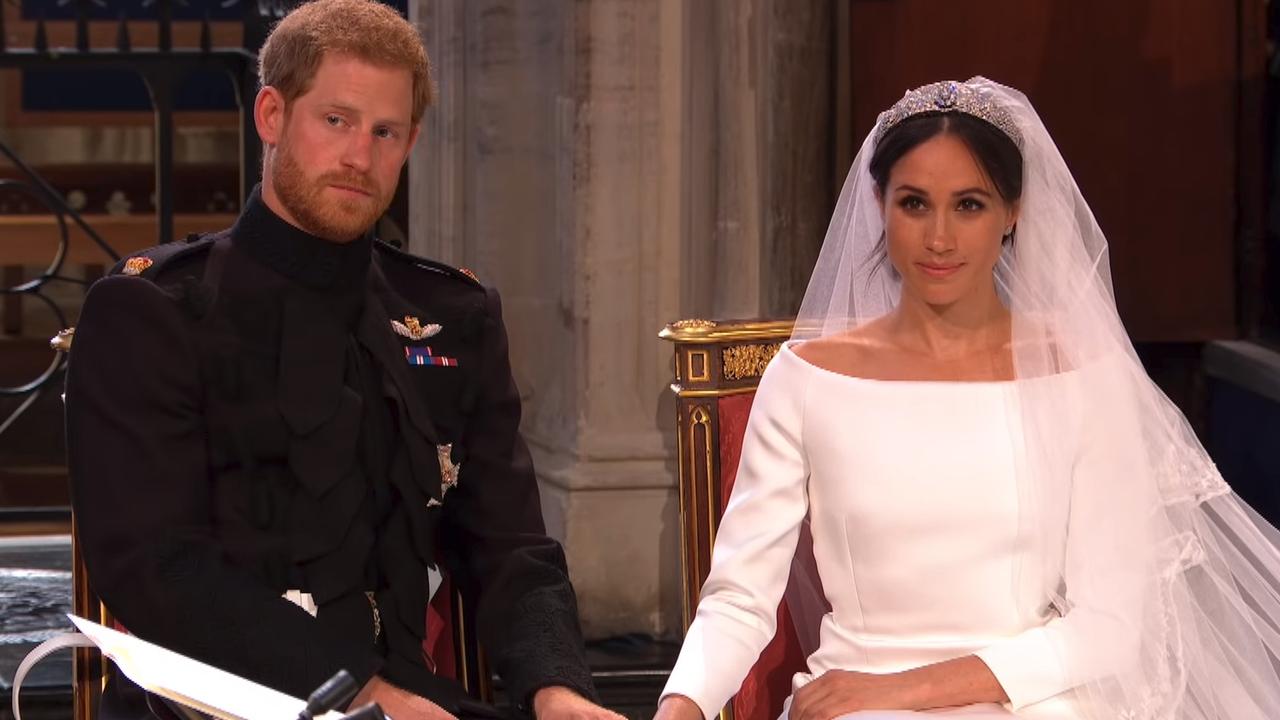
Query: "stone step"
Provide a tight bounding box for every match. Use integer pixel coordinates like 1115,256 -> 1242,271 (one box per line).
0,535 -> 73,720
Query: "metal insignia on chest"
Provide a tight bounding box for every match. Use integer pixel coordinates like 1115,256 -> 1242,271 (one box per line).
391,315 -> 442,341
122,256 -> 153,276
438,443 -> 461,497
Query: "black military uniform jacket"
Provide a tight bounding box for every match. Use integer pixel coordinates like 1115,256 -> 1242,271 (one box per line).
66,187 -> 595,717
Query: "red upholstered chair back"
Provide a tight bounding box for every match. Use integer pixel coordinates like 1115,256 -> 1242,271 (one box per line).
660,319 -> 816,720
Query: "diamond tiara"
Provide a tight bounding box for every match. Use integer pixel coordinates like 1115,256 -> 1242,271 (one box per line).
874,79 -> 1023,149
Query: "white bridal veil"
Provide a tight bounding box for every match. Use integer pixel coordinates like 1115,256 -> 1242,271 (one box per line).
788,77 -> 1280,719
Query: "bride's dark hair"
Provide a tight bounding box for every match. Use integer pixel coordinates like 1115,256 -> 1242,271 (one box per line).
869,111 -> 1023,204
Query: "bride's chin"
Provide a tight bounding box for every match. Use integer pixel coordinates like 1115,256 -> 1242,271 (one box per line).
903,277 -> 997,310
905,286 -> 965,308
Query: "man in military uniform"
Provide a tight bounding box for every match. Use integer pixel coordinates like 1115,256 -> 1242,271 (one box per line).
65,2 -> 619,718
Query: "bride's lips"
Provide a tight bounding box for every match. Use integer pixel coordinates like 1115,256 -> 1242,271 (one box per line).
916,262 -> 964,279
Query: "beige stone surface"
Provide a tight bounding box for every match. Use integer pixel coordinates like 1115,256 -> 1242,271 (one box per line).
408,0 -> 836,640
539,476 -> 682,638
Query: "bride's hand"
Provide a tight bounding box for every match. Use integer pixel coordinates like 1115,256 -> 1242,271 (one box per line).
788,670 -> 918,720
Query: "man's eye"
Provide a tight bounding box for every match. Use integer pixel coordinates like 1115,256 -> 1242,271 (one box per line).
325,115 -> 342,127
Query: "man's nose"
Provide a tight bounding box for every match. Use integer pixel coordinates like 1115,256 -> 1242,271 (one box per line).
341,132 -> 374,174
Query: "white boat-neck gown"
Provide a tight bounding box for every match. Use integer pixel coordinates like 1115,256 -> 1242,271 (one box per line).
663,342 -> 1144,720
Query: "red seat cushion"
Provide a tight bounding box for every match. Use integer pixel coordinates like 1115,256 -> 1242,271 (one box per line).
717,393 -> 811,720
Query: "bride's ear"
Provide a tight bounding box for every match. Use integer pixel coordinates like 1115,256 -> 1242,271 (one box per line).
1006,200 -> 1021,233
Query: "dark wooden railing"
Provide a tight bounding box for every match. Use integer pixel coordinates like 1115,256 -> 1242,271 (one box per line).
0,0 -> 285,440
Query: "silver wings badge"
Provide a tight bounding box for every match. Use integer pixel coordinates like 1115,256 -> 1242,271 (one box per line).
391,316 -> 442,341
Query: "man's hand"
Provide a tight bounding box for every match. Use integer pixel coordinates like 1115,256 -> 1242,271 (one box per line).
350,675 -> 457,720
531,686 -> 626,720
787,670 -> 918,720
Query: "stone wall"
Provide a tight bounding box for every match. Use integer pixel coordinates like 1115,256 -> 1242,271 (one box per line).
409,0 -> 838,639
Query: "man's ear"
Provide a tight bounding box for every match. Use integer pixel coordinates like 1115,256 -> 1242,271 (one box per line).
255,86 -> 287,148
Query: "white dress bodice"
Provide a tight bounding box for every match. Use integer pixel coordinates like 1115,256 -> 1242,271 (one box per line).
800,360 -> 1055,676
662,343 -> 1140,719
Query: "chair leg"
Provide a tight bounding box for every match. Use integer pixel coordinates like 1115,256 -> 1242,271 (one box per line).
72,647 -> 105,720
72,519 -> 105,720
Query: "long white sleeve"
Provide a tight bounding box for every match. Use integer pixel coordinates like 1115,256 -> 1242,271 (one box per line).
660,353 -> 812,720
975,360 -> 1155,709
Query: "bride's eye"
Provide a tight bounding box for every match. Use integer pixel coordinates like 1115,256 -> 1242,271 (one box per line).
898,196 -> 927,212
957,198 -> 986,212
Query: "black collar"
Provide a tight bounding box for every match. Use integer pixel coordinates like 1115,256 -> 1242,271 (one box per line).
231,185 -> 373,291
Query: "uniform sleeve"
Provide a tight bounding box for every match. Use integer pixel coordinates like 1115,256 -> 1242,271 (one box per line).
441,287 -> 596,712
660,352 -> 811,720
67,275 -> 382,698
975,360 -> 1155,710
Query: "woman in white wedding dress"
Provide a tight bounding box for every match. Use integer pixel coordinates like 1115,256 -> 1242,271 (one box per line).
654,79 -> 1280,720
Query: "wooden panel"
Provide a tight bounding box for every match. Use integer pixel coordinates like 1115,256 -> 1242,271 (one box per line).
1,213 -> 238,265
0,1 -> 245,128
849,0 -> 1249,341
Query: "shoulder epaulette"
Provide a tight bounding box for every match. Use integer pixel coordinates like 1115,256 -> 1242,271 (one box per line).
373,238 -> 483,288
109,231 -> 223,280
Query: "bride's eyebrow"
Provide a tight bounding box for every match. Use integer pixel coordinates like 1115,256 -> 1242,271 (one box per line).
893,184 -> 930,196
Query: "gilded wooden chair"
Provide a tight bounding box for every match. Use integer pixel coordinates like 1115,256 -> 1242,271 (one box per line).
659,319 -> 810,720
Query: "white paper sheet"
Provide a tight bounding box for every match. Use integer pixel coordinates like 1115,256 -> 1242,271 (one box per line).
67,615 -> 345,720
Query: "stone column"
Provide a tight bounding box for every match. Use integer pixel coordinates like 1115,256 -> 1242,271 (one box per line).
408,0 -> 837,639
673,0 -> 835,320
409,0 -> 682,638
757,1 -> 836,316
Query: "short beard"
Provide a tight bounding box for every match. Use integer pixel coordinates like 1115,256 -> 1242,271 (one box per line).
271,135 -> 390,243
